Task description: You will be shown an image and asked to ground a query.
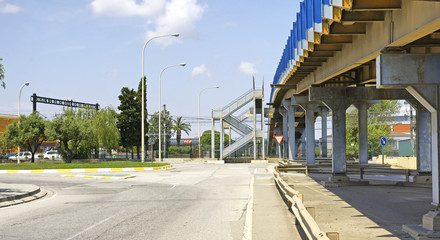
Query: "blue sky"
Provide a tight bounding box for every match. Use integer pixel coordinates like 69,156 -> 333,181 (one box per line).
0,0 -> 299,137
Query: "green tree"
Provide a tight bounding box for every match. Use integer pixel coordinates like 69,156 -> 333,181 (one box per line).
171,116 -> 191,146
0,134 -> 14,155
135,77 -> 149,159
148,110 -> 173,152
0,58 -> 5,89
346,100 -> 400,159
46,108 -> 94,163
93,107 -> 119,152
4,112 -> 47,162
117,87 -> 138,158
93,107 -> 120,156
200,130 -> 230,158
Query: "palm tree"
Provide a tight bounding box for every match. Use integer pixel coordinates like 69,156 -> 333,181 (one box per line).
171,116 -> 191,146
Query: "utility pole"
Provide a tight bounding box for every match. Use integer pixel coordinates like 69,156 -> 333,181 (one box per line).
163,104 -> 167,160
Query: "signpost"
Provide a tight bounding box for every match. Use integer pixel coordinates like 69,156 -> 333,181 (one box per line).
380,137 -> 387,164
274,135 -> 284,161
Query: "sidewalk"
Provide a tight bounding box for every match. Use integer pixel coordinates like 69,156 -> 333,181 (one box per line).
282,173 -> 432,239
0,183 -> 47,208
252,176 -> 304,239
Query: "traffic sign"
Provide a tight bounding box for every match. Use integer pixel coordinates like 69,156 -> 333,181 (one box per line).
274,135 -> 284,145
380,137 -> 387,146
183,139 -> 192,145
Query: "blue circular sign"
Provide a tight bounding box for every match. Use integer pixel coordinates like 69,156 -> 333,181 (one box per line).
380,137 -> 387,146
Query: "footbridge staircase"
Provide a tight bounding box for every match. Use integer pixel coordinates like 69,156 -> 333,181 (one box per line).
211,86 -> 266,160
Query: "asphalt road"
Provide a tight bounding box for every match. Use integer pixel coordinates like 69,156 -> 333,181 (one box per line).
0,163 -> 272,240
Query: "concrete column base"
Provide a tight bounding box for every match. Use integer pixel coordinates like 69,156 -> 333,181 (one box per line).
424,211 -> 440,231
321,174 -> 369,187
328,175 -> 350,182
403,211 -> 440,240
414,175 -> 432,184
403,223 -> 440,240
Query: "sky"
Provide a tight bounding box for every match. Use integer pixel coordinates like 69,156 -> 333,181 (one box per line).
0,0 -> 299,138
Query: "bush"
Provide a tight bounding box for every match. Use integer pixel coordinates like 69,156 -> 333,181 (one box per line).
168,146 -> 191,154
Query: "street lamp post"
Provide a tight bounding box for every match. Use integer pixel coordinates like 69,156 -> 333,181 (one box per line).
141,33 -> 179,163
18,82 -> 30,164
198,86 -> 219,159
158,63 -> 186,162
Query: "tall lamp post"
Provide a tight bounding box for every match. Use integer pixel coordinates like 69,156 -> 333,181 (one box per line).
198,86 -> 219,159
141,33 -> 179,163
158,63 -> 186,162
18,82 -> 30,164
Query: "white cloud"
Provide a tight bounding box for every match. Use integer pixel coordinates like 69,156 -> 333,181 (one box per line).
0,0 -> 22,14
239,61 -> 257,76
90,0 -> 165,17
90,0 -> 207,47
192,64 -> 211,77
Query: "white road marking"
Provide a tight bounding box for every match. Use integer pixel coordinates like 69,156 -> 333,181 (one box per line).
169,185 -> 176,190
242,176 -> 255,240
65,215 -> 114,240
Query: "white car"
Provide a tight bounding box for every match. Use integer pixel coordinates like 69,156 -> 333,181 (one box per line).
8,151 -> 31,160
44,151 -> 62,160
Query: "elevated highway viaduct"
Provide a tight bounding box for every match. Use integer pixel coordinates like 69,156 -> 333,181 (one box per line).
267,0 -> 440,235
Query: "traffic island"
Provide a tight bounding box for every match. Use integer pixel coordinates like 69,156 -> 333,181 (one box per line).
0,184 -> 48,208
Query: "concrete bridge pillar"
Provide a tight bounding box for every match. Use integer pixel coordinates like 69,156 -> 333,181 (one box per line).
310,87 -> 351,180
318,106 -> 329,158
416,106 -> 432,174
407,99 -> 433,179
377,53 -> 440,231
292,96 -> 318,165
300,128 -> 306,158
288,103 -> 297,160
353,102 -> 374,165
304,103 -> 317,165
279,107 -> 288,159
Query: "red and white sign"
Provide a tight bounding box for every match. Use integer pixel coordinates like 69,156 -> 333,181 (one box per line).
183,139 -> 192,145
274,135 -> 284,145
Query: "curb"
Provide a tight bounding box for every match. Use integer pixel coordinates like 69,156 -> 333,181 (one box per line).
0,188 -> 47,208
62,174 -> 135,179
0,164 -> 174,174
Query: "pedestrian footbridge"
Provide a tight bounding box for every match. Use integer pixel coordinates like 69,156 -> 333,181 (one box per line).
267,0 -> 440,236
211,86 -> 266,161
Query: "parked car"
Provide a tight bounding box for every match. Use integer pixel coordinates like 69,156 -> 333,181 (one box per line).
5,152 -> 17,159
44,151 -> 62,160
8,151 -> 31,160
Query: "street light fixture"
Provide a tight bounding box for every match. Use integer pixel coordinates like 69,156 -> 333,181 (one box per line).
141,33 -> 179,163
17,82 -> 30,164
158,63 -> 186,162
198,85 -> 219,159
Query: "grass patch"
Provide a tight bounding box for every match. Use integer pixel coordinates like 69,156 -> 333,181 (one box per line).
0,161 -> 169,170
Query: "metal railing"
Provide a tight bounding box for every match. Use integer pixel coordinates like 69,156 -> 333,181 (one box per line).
273,166 -> 335,240
212,89 -> 262,118
278,161 -> 418,182
223,132 -> 254,157
224,115 -> 252,135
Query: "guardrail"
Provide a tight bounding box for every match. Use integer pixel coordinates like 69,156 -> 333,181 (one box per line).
273,167 -> 336,240
278,160 -> 417,182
